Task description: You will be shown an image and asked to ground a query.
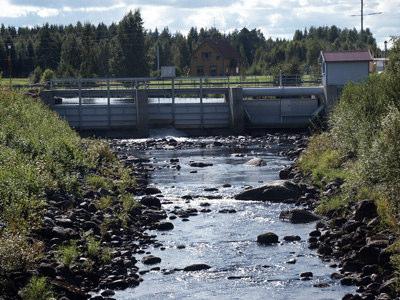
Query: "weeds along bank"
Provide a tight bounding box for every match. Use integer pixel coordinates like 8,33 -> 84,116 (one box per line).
0,88 -> 154,299
298,39 -> 400,298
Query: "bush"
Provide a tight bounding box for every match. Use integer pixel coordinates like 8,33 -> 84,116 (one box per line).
0,233 -> 43,275
56,241 -> 79,267
299,133 -> 349,186
361,107 -> 400,214
40,69 -> 55,84
0,88 -> 86,231
30,67 -> 42,84
21,276 -> 54,300
86,236 -> 101,259
85,174 -> 112,190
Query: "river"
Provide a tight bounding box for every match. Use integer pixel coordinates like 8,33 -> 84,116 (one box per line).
113,135 -> 354,300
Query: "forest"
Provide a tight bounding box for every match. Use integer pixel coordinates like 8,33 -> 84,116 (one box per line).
0,9 -> 379,81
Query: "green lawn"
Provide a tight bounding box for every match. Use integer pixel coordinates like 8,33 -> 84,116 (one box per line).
0,77 -> 30,86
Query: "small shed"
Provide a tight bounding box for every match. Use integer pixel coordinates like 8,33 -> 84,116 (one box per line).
320,50 -> 373,86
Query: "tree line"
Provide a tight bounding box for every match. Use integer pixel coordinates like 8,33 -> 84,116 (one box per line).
0,9 -> 379,81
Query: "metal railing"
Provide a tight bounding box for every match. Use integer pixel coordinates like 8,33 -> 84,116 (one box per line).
49,74 -> 322,91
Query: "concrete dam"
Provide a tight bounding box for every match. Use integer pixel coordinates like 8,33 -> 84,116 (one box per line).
40,77 -> 326,135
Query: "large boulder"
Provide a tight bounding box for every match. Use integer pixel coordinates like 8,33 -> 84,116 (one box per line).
279,209 -> 320,224
145,186 -> 162,195
156,222 -> 174,231
257,232 -> 279,245
140,196 -> 161,208
234,181 -> 302,202
142,255 -> 161,265
245,158 -> 267,167
354,200 -> 377,220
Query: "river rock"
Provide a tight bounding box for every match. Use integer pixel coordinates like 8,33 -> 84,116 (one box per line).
145,187 -> 162,195
156,222 -> 174,231
300,272 -> 313,278
190,162 -> 213,168
234,181 -> 302,202
142,255 -> 161,265
246,158 -> 267,167
279,167 -> 293,180
257,232 -> 279,245
354,200 -> 378,220
51,226 -> 78,239
183,264 -> 211,271
101,289 -> 115,297
283,235 -> 301,242
279,209 -> 320,224
140,196 -> 161,208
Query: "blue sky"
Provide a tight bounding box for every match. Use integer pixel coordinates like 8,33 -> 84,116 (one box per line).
0,0 -> 399,47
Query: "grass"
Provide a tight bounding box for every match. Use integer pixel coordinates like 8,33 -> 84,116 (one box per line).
56,241 -> 79,267
298,133 -> 350,187
0,77 -> 30,86
96,196 -> 113,210
0,87 -> 138,298
85,174 -> 112,190
86,236 -> 101,259
20,276 -> 54,300
0,233 -> 43,275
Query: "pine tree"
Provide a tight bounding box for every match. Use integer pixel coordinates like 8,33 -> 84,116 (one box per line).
116,10 -> 148,77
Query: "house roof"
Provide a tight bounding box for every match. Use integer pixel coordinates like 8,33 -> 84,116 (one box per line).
321,50 -> 373,63
196,39 -> 240,61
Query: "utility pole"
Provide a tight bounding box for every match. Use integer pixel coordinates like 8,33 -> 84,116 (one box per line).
361,0 -> 364,34
7,44 -> 12,88
351,1 -> 382,40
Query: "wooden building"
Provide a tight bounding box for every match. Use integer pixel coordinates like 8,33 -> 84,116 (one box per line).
190,40 -> 240,77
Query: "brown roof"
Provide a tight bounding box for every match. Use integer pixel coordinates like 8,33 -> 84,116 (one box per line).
321,50 -> 373,62
198,39 -> 240,61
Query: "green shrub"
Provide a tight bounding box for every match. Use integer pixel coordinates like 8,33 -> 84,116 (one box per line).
30,67 -> 42,84
21,276 -> 54,300
56,241 -> 79,267
85,174 -> 112,190
298,133 -> 349,186
121,194 -> 140,214
86,236 -> 101,259
361,107 -> 400,214
0,233 -> 43,275
101,247 -> 112,264
96,196 -> 113,210
40,69 -> 55,84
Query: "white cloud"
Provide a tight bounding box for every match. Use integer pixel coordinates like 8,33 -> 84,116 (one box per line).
0,0 -> 399,48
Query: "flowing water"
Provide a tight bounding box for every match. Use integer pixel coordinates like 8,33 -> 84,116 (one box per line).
115,138 -> 353,300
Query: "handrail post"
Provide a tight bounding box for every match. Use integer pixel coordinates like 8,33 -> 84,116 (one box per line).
107,79 -> 111,129
200,78 -> 204,129
78,78 -> 82,129
172,78 -> 175,126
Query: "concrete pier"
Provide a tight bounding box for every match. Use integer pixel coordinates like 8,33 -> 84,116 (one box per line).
135,89 -> 149,137
229,88 -> 245,133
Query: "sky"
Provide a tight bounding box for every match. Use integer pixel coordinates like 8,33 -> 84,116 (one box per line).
0,0 -> 399,48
